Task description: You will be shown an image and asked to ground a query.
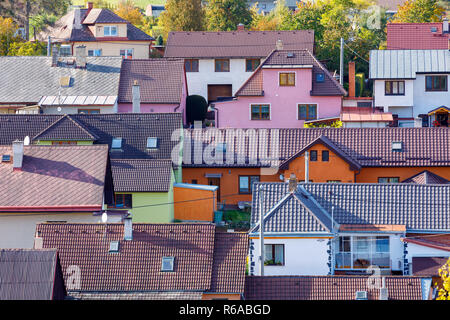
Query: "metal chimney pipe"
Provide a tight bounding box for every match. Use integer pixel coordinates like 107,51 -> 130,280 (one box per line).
132,80 -> 141,113
305,151 -> 309,183
124,217 -> 133,241
259,184 -> 265,276
12,140 -> 24,171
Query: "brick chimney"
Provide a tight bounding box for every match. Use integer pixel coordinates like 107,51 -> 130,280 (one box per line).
51,45 -> 59,67
87,2 -> 94,11
75,45 -> 87,68
12,140 -> 24,171
348,61 -> 356,98
132,80 -> 141,113
237,23 -> 245,31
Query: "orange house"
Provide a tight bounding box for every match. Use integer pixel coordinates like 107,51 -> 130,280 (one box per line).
182,127 -> 450,206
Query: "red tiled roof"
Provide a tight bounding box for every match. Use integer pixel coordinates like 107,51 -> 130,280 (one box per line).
340,107 -> 393,122
244,276 -> 428,300
0,145 -> 108,211
387,23 -> 449,50
36,223 -> 249,294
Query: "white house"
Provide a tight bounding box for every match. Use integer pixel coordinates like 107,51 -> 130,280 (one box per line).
249,181 -> 450,277
369,50 -> 450,127
164,29 -> 315,103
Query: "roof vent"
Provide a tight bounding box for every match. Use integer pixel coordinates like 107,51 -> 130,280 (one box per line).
355,291 -> 368,300
391,141 -> 403,152
59,76 -> 72,87
431,27 -> 438,33
161,256 -> 175,272
109,241 -> 119,253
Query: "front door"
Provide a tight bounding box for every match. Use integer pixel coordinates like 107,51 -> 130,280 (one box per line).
207,178 -> 221,203
436,113 -> 449,127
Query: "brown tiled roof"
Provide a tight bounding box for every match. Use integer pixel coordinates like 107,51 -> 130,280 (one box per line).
403,234 -> 450,252
111,159 -> 172,192
33,115 -> 98,141
209,232 -> 248,294
69,291 -> 203,300
36,223 -> 248,295
236,49 -> 346,97
387,23 -> 449,50
0,145 -> 108,211
83,8 -> 128,24
183,127 -> 450,168
412,257 -> 449,276
118,59 -> 185,104
164,30 -> 314,58
244,276 -> 429,300
402,170 -> 450,184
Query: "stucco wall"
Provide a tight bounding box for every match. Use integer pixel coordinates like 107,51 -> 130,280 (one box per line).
74,41 -> 151,59
356,167 -> 450,183
174,186 -> 217,221
413,74 -> 450,116
405,241 -> 450,275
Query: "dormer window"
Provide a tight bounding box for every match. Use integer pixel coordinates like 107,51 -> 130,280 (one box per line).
161,256 -> 175,272
112,137 -> 122,149
104,26 -> 118,37
391,141 -> 403,152
2,155 -> 11,163
147,137 -> 158,149
109,241 -> 119,253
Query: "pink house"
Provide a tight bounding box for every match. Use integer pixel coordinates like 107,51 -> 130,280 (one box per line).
212,49 -> 346,128
118,58 -> 188,124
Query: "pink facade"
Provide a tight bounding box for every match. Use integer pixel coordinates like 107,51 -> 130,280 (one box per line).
214,68 -> 342,128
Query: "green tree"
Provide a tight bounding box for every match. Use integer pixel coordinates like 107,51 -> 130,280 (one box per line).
437,258 -> 450,300
29,12 -> 58,40
114,0 -> 145,26
158,0 -> 205,39
7,40 -> 46,55
0,17 -> 21,55
251,0 -> 293,30
205,0 -> 253,31
392,0 -> 445,23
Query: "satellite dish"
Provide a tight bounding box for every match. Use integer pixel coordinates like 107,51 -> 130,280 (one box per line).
24,136 -> 30,146
101,212 -> 108,223
57,107 -> 62,112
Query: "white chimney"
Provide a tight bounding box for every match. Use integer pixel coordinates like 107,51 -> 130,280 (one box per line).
276,39 -> 283,50
124,217 -> 133,240
443,18 -> 449,33
12,140 -> 24,171
132,80 -> 141,113
379,277 -> 388,300
75,45 -> 87,68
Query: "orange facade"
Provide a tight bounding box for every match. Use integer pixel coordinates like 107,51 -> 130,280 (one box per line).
174,185 -> 217,221
183,142 -> 450,205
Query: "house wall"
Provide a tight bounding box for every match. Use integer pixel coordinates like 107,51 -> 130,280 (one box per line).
174,186 -> 217,221
214,68 -> 342,128
73,41 -> 151,59
202,293 -> 242,300
182,167 -> 279,205
249,236 -> 331,276
185,58 -> 260,101
413,74 -> 450,116
0,212 -> 121,249
356,167 -> 450,183
93,23 -> 128,38
404,241 -> 450,276
281,143 -> 356,183
374,79 -> 414,113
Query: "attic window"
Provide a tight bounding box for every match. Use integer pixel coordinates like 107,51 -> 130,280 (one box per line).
109,241 -> 119,253
147,137 -> 158,149
391,141 -> 403,152
112,137 -> 122,149
59,45 -> 71,56
316,73 -> 325,83
431,27 -> 438,33
161,256 -> 175,272
355,291 -> 368,300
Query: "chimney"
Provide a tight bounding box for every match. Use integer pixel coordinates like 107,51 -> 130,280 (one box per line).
75,45 -> 87,68
51,45 -> 59,67
132,80 -> 141,113
276,39 -> 283,50
379,277 -> 388,300
348,61 -> 356,98
87,2 -> 94,11
124,217 -> 133,241
237,23 -> 245,31
12,140 -> 24,171
305,151 -> 309,183
288,173 -> 297,192
443,18 -> 449,33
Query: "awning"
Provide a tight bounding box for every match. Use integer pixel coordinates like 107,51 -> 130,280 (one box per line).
428,106 -> 450,115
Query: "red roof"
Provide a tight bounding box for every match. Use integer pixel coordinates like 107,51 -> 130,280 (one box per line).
340,107 -> 393,122
387,23 -> 449,50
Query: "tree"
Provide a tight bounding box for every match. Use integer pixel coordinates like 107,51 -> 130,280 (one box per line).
158,0 -> 205,39
114,0 -> 145,27
0,17 -> 20,55
7,40 -> 46,55
437,258 -> 450,300
392,0 -> 445,23
251,0 -> 293,31
205,0 -> 253,31
0,16 -> 46,56
186,95 -> 208,125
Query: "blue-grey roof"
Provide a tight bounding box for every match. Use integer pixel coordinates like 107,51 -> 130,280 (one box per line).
369,50 -> 450,79
251,182 -> 450,233
0,56 -> 122,104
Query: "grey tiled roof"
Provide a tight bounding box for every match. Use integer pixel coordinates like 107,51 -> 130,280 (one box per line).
33,115 -> 98,141
0,56 -> 122,104
251,182 -> 450,233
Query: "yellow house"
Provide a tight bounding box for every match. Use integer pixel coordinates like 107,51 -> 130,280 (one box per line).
37,2 -> 153,59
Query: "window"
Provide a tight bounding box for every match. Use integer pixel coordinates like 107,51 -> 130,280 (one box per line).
251,104 -> 270,120
113,194 -> 132,208
239,175 -> 260,194
120,49 -> 133,59
147,137 -> 158,149
357,101 -> 372,108
246,59 -> 260,72
419,114 -> 429,127
391,141 -> 403,152
59,45 -> 71,56
385,81 -> 405,95
309,150 -> 317,161
111,137 -> 122,149
88,49 -> 102,56
279,72 -> 295,86
161,256 -> 175,272
378,177 -> 399,183
264,244 -> 284,266
316,73 -> 325,83
185,59 -> 199,72
104,26 -> 118,36
426,76 -> 447,91
322,150 -> 329,162
215,59 -> 230,72
192,179 -> 198,184
2,155 -> 11,162
298,104 -> 317,120
78,109 -> 100,114
109,241 -> 119,253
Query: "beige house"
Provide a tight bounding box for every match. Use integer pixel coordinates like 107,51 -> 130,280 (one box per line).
37,2 -> 153,59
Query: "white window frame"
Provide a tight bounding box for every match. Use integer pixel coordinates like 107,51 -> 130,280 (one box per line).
120,48 -> 133,59
104,25 -> 118,37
